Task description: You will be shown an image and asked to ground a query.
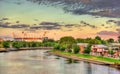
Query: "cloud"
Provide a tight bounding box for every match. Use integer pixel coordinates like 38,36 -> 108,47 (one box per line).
29,22 -> 62,30
106,20 -> 120,26
80,21 -> 97,28
97,31 -> 118,36
0,21 -> 30,28
27,0 -> 120,18
0,18 -> 9,21
64,24 -> 75,28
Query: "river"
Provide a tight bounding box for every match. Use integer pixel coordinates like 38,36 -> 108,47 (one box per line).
0,50 -> 120,74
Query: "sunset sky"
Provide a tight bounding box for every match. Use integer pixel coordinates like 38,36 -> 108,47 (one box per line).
0,0 -> 120,40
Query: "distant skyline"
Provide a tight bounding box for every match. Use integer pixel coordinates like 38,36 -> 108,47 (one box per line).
0,0 -> 120,40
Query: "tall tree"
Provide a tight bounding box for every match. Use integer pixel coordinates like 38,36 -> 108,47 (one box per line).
107,38 -> 114,43
59,36 -> 76,50
95,36 -> 101,40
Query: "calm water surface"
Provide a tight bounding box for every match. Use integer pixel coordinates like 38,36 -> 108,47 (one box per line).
0,50 -> 120,74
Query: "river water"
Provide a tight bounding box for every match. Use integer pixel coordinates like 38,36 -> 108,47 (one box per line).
0,50 -> 120,74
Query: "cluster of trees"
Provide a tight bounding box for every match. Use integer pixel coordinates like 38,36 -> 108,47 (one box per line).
0,35 -> 119,52
76,36 -> 112,45
0,38 -> 56,49
54,36 -> 119,54
54,36 -> 80,54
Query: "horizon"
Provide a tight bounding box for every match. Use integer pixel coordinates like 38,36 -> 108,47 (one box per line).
0,0 -> 120,40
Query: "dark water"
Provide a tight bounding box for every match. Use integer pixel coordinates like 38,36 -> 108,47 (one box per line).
0,50 -> 120,74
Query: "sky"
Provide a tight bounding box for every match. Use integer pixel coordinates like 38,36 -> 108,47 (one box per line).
0,0 -> 120,40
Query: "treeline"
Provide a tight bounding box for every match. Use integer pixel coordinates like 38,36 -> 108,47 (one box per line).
0,39 -> 57,49
0,36 -> 118,51
76,36 -> 115,45
54,36 -> 118,54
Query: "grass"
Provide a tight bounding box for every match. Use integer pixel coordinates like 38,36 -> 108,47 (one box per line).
51,50 -> 120,64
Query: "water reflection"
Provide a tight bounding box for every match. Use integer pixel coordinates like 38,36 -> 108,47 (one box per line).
65,58 -> 79,64
0,50 -> 120,74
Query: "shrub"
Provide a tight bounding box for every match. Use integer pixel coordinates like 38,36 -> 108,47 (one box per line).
84,44 -> 91,54
60,46 -> 66,51
2,41 -> 10,48
54,44 -> 60,50
108,49 -> 114,55
73,45 -> 80,54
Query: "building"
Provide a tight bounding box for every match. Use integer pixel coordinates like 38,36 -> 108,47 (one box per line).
0,38 -> 4,42
77,43 -> 88,54
109,43 -> 120,58
12,32 -> 47,42
14,37 -> 43,42
91,44 -> 108,56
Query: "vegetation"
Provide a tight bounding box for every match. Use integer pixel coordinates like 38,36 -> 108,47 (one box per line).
72,45 -> 80,54
2,41 -> 10,48
107,38 -> 114,43
52,50 -> 120,63
1,40 -> 57,49
108,49 -> 114,55
84,44 -> 91,54
59,36 -> 76,52
76,36 -> 108,45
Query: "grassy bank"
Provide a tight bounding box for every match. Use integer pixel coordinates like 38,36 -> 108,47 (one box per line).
51,50 -> 120,64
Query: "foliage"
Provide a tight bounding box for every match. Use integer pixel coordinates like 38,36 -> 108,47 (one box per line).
72,45 -> 80,54
52,50 -> 120,63
59,36 -> 76,50
2,41 -> 10,48
84,44 -> 91,54
60,45 -> 66,51
101,40 -> 108,45
107,38 -> 114,43
108,49 -> 114,55
95,36 -> 101,40
12,41 -> 23,48
54,44 -> 60,50
43,38 -> 55,43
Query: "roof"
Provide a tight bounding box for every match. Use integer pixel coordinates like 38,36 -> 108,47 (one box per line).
110,43 -> 120,46
93,44 -> 108,48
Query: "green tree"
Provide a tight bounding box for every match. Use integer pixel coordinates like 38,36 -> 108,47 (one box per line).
72,45 -> 80,54
60,45 -> 66,51
89,39 -> 101,44
101,40 -> 108,45
84,44 -> 92,54
12,41 -> 23,48
95,36 -> 101,40
107,38 -> 114,43
59,36 -> 76,50
2,41 -> 10,48
54,44 -> 61,50
108,49 -> 114,56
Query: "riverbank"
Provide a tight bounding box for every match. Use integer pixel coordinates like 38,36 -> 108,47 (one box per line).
0,47 -> 53,52
50,50 -> 120,69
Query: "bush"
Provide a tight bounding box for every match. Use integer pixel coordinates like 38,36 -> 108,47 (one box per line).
2,41 -> 10,48
12,42 -> 23,48
54,44 -> 60,50
84,44 -> 91,54
73,45 -> 80,54
60,46 -> 66,51
108,49 -> 114,55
